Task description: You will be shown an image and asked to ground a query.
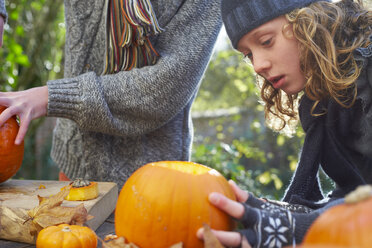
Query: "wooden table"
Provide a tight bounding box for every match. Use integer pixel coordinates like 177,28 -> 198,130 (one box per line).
0,211 -> 116,248
0,179 -> 118,247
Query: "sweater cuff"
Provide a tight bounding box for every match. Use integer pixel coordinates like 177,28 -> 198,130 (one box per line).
47,77 -> 82,121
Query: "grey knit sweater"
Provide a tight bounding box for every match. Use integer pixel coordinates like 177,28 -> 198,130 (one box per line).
0,0 -> 6,22
47,0 -> 222,188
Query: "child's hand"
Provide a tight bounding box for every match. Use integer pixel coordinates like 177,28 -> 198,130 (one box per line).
0,86 -> 48,144
228,179 -> 249,203
196,180 -> 252,247
197,225 -> 252,248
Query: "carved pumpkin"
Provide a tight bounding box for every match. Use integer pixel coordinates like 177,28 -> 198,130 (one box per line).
61,179 -> 99,201
36,224 -> 97,248
0,106 -> 24,183
115,161 -> 236,248
300,185 -> 372,248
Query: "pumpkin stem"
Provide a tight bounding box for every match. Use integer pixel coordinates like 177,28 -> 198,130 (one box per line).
71,178 -> 91,188
62,226 -> 71,233
345,185 -> 372,204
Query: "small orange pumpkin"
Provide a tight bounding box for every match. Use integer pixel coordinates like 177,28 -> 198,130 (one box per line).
0,106 -> 24,183
36,224 -> 97,248
61,179 -> 99,201
115,161 -> 236,248
301,185 -> 372,248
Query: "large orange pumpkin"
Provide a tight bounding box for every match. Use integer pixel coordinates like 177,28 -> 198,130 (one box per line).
300,185 -> 372,248
0,106 -> 24,183
115,161 -> 236,248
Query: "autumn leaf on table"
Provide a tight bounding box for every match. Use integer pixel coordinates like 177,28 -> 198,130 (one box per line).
101,224 -> 222,248
203,223 -> 224,248
101,235 -> 183,248
26,185 -> 92,235
101,235 -> 139,248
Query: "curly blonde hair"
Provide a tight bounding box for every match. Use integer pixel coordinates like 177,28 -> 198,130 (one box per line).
260,0 -> 372,134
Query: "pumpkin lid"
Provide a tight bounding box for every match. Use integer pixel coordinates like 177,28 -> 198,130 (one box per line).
344,185 -> 372,204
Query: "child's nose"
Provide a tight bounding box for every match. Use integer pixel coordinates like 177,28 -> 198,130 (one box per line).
253,56 -> 271,74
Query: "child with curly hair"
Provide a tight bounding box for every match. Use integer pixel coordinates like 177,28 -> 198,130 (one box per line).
198,0 -> 372,247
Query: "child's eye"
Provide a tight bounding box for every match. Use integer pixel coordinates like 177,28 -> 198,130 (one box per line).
261,38 -> 272,46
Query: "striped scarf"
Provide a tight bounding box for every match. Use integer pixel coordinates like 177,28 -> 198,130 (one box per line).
103,0 -> 163,74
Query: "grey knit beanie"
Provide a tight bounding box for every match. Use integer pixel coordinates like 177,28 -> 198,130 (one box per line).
221,0 -> 327,49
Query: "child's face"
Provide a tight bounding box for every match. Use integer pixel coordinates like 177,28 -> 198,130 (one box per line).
237,16 -> 305,95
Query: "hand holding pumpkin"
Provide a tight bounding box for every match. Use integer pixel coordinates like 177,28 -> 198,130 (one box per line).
197,180 -> 251,248
204,179 -> 249,219
0,86 -> 48,145
0,106 -> 24,183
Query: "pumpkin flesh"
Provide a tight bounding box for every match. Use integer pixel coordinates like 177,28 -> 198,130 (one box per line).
115,161 -> 236,248
63,181 -> 99,201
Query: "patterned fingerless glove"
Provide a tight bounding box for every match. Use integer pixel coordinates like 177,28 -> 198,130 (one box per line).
236,194 -> 344,248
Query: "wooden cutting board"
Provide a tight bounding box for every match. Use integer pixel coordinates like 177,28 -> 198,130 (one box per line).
0,179 -> 118,231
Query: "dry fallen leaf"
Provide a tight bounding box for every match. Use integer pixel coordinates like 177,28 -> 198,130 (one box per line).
101,226 -> 222,248
101,235 -> 139,248
0,206 -> 36,243
26,185 -> 92,235
101,235 -> 183,248
203,223 -> 224,248
104,234 -> 120,241
101,225 -> 223,248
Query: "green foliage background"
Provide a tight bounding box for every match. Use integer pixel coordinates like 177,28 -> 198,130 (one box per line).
3,0 -> 367,199
0,0 -> 64,180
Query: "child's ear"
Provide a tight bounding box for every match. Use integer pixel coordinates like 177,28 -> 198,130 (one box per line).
283,24 -> 294,38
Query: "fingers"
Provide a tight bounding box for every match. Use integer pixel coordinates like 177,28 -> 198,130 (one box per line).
0,106 -> 13,127
228,180 -> 249,203
197,228 -> 242,248
0,86 -> 48,144
0,92 -> 18,127
202,182 -> 256,248
209,192 -> 244,219
15,117 -> 30,145
210,191 -> 260,228
0,105 -> 29,145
